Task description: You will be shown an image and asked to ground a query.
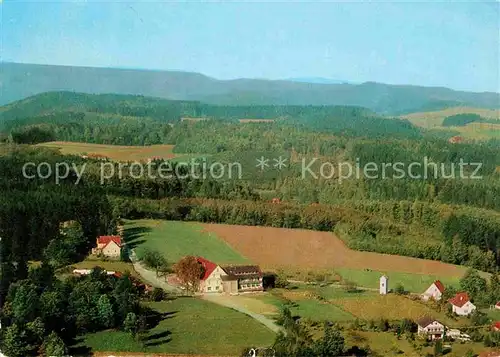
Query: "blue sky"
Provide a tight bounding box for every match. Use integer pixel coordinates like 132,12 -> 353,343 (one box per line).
1,1 -> 499,92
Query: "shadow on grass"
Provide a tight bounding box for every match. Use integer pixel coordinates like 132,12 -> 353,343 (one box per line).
123,225 -> 152,248
144,330 -> 172,346
344,289 -> 366,295
142,305 -> 178,330
345,346 -> 369,356
68,337 -> 92,356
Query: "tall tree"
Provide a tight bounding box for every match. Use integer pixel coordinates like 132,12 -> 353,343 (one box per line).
174,256 -> 203,294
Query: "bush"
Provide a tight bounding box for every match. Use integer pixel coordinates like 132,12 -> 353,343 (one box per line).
394,283 -> 406,295
343,280 -> 358,293
275,271 -> 290,288
150,287 -> 164,302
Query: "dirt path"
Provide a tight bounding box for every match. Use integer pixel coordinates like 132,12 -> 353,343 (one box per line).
202,223 -> 467,277
130,250 -> 283,336
129,250 -> 181,293
201,294 -> 284,334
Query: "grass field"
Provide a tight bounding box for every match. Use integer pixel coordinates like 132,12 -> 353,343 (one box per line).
124,220 -> 251,265
252,288 -> 357,322
124,219 -> 469,291
335,267 -> 461,293
291,299 -> 356,322
332,294 -> 458,326
201,223 -> 468,280
37,141 -> 177,161
485,308 -> 500,321
402,107 -> 500,128
76,297 -> 275,355
346,330 -> 419,356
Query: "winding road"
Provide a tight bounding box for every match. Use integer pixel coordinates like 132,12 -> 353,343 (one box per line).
129,249 -> 283,334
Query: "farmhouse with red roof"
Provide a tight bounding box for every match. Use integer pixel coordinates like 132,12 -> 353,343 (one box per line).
92,235 -> 123,258
195,257 -> 263,294
492,321 -> 500,332
495,301 -> 500,310
449,292 -> 476,316
421,280 -> 445,301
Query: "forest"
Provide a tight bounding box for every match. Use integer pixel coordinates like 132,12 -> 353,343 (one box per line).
0,92 -> 499,354
442,113 -> 499,127
0,91 -> 422,145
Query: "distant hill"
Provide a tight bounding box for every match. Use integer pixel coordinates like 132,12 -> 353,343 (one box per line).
286,77 -> 352,84
1,62 -> 499,114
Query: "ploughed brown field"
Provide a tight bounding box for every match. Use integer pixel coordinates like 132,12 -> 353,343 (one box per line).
92,352 -> 229,357
201,224 -> 466,277
37,141 -> 176,161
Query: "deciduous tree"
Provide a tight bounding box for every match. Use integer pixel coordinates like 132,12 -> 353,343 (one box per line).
174,256 -> 203,294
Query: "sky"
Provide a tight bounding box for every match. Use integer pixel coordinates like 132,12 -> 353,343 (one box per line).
1,0 -> 499,93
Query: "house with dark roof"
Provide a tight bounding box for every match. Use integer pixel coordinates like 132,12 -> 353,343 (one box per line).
221,265 -> 264,294
421,280 -> 445,301
449,292 -> 476,316
417,317 -> 445,340
92,235 -> 123,258
195,257 -> 263,295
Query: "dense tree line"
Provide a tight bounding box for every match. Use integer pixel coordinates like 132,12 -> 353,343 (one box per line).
0,265 -> 151,357
1,92 -> 423,147
0,147 -> 114,307
5,111 -> 171,145
109,196 -> 500,272
442,113 -> 498,127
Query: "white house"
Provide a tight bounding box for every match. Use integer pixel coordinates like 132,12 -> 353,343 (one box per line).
195,257 -> 264,294
197,257 -> 227,293
379,275 -> 388,295
495,302 -> 500,310
92,236 -> 123,258
449,292 -> 476,316
421,280 -> 445,301
417,317 -> 445,340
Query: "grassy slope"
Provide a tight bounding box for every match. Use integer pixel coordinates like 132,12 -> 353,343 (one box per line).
402,107 -> 500,128
126,219 -> 468,292
124,219 -> 251,265
77,297 -> 275,355
335,267 -> 461,292
430,123 -> 500,140
36,141 -> 177,161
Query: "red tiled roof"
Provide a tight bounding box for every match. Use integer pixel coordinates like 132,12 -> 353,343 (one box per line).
97,235 -> 122,246
433,280 -> 445,293
196,257 -> 218,281
493,322 -> 500,330
496,301 -> 500,307
449,292 -> 471,308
